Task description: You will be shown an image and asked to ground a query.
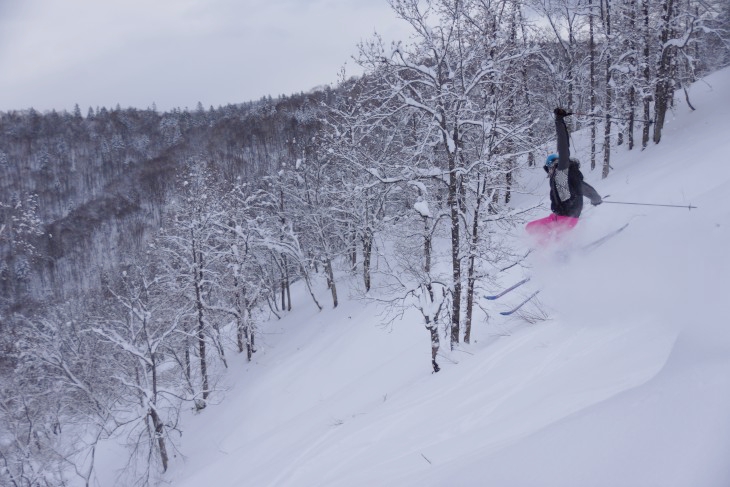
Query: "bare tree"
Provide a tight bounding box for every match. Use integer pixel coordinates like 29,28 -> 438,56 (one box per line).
357,0 -> 533,348
91,262 -> 197,484
154,159 -> 227,409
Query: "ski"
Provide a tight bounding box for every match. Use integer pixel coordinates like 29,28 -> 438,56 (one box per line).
490,224 -> 628,316
581,223 -> 630,253
500,290 -> 540,316
484,277 -> 530,300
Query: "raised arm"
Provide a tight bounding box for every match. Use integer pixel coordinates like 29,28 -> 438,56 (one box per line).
554,108 -> 571,171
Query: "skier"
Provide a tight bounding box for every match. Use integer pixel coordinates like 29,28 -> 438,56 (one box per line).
526,108 -> 602,242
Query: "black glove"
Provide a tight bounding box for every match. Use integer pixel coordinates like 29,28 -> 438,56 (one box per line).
591,198 -> 603,206
554,108 -> 572,119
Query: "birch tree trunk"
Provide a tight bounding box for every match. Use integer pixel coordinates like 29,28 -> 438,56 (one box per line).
603,0 -> 613,179
653,0 -> 676,144
590,0 -> 598,170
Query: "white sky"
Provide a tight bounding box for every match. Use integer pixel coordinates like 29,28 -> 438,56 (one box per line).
0,0 -> 410,113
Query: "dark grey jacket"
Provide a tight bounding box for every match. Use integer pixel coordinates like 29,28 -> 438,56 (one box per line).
550,116 -> 602,217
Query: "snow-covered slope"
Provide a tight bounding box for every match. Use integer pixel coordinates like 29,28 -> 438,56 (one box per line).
130,68 -> 730,487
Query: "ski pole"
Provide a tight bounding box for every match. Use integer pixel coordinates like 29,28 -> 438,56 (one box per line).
601,195 -> 696,210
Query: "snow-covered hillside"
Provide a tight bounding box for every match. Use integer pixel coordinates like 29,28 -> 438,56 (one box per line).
103,68 -> 730,487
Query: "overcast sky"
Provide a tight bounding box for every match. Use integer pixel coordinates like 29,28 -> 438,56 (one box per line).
0,0 -> 410,113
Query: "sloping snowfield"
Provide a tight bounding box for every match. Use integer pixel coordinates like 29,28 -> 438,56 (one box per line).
123,68 -> 730,487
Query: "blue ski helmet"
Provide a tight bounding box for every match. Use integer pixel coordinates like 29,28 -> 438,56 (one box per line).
545,154 -> 559,168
